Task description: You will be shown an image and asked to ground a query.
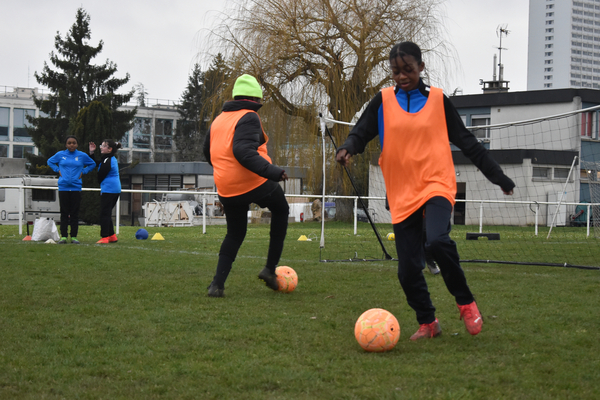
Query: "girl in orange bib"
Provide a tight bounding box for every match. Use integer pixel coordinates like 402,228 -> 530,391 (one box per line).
336,42 -> 515,340
203,74 -> 290,297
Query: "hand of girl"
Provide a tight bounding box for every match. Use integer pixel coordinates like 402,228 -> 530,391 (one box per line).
89,142 -> 96,153
336,149 -> 352,167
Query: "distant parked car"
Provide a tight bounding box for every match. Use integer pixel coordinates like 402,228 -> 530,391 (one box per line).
356,208 -> 369,222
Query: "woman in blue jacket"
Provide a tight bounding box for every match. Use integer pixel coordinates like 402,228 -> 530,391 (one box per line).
88,139 -> 122,244
47,135 -> 96,244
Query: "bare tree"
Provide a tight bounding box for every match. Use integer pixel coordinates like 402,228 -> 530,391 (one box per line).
205,0 -> 452,217
209,0 -> 450,121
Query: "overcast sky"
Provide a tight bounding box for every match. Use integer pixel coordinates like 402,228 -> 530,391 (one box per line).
1,0 -> 529,102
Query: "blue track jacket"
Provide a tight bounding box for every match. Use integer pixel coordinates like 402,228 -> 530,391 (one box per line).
47,149 -> 96,191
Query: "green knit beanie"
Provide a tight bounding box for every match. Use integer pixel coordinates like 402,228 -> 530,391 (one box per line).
232,74 -> 263,99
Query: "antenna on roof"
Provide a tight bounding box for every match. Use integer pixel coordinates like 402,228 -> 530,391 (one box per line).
496,24 -> 510,82
480,24 -> 510,93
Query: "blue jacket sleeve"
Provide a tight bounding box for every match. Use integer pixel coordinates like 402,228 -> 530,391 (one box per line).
81,152 -> 96,174
47,152 -> 61,173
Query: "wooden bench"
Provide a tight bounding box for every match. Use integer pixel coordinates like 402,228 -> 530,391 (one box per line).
466,232 -> 500,240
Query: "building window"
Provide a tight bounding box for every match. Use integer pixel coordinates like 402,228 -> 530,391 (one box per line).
546,12 -> 554,17
154,152 -> 172,162
581,111 -> 598,137
545,59 -> 554,64
143,175 -> 156,190
545,44 -> 554,48
546,20 -> 554,25
154,119 -> 173,150
120,131 -> 129,149
117,150 -> 129,164
546,28 -> 554,33
546,4 -> 554,9
544,83 -> 553,88
533,167 -> 551,179
0,107 -> 9,140
554,168 -> 571,180
132,151 -> 151,163
470,116 -> 491,139
0,144 -> 8,157
132,117 -> 152,149
13,109 -> 35,142
544,75 -> 553,80
545,67 -> 554,72
545,52 -> 554,56
12,145 -> 34,158
546,36 -> 554,40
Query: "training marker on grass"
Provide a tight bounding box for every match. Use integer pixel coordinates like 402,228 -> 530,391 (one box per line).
298,235 -> 311,241
151,233 -> 165,241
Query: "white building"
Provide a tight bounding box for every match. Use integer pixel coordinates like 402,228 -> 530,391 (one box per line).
0,85 -> 181,163
0,87 -> 42,159
527,0 -> 600,90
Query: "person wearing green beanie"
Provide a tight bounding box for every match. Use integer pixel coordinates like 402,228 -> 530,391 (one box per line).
202,74 -> 290,297
231,74 -> 263,99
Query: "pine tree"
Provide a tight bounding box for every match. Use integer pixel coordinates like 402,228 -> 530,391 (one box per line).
71,101 -> 114,224
202,54 -> 232,122
174,64 -> 206,161
27,7 -> 135,173
174,55 -> 231,161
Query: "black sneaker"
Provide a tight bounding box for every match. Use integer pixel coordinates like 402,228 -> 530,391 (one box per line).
258,267 -> 279,291
207,283 -> 224,298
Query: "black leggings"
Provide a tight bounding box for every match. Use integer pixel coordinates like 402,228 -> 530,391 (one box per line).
393,196 -> 474,325
211,185 -> 289,288
58,191 -> 81,238
100,193 -> 120,238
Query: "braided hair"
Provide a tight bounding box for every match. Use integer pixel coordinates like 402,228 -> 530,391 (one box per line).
389,41 -> 422,65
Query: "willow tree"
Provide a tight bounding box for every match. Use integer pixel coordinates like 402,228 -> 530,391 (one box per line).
207,0 -> 451,218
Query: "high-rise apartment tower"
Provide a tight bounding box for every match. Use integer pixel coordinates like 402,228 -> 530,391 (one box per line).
527,0 -> 600,90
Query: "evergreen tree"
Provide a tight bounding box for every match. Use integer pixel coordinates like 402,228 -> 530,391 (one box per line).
71,101 -> 113,224
27,7 -> 135,173
202,54 -> 232,122
174,55 -> 231,161
174,64 -> 206,161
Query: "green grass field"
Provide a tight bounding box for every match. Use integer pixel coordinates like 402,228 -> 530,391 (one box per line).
1,222 -> 599,399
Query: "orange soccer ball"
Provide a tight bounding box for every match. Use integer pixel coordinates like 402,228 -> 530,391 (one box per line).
354,308 -> 400,352
275,266 -> 298,293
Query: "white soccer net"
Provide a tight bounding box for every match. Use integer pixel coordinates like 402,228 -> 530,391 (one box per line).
319,105 -> 600,269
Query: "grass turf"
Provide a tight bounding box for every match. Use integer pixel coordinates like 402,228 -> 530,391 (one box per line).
0,222 -> 599,399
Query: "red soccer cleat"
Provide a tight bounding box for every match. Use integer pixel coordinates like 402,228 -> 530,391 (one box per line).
409,318 -> 442,341
96,237 -> 109,244
108,234 -> 118,243
458,301 -> 483,335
